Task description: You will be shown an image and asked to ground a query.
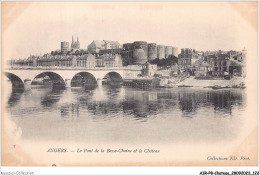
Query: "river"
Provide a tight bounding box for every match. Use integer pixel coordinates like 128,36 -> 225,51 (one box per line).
4,82 -> 246,144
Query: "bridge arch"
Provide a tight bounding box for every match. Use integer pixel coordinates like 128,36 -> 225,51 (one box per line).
102,71 -> 123,86
4,72 -> 25,90
71,71 -> 97,88
32,71 -> 66,89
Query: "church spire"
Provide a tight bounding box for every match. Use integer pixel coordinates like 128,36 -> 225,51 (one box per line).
77,36 -> 79,43
72,36 -> 74,44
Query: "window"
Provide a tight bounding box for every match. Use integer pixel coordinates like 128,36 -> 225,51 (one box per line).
199,67 -> 205,71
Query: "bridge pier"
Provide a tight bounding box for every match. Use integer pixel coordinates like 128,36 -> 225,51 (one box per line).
97,78 -> 102,86
24,79 -> 31,90
5,69 -> 132,90
65,79 -> 71,88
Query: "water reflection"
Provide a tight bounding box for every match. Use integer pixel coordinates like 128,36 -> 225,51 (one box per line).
6,86 -> 246,119
178,92 -> 197,113
5,85 -> 246,142
40,89 -> 64,107
64,87 -> 245,119
7,89 -> 24,107
123,91 -> 160,119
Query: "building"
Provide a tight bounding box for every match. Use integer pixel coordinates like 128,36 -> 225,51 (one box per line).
88,40 -> 105,53
37,55 -> 55,67
37,55 -> 77,67
122,42 -> 177,64
232,48 -> 246,63
95,56 -> 104,67
235,53 -> 244,62
211,54 -> 230,77
61,55 -> 77,67
196,51 -> 204,60
76,54 -> 95,68
25,55 -> 38,67
96,54 -> 122,67
123,43 -> 134,51
141,62 -> 157,77
165,46 -> 173,58
88,40 -> 121,54
103,54 -> 122,67
192,59 -> 212,77
54,55 -> 75,67
99,48 -> 122,55
178,48 -> 199,72
147,43 -> 157,61
132,41 -> 148,64
204,54 -> 217,63
61,41 -> 70,54
103,40 -> 122,50
157,45 -> 165,59
121,43 -> 134,65
172,47 -> 179,57
71,36 -> 80,50
33,54 -> 94,68
229,59 -> 245,77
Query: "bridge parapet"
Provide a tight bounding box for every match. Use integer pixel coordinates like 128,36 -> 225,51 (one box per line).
7,66 -> 141,70
4,66 -> 143,90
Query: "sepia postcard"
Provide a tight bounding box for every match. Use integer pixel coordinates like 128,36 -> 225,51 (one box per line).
1,1 -> 258,168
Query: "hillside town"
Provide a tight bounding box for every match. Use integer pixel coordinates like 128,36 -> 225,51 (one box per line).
9,36 -> 247,89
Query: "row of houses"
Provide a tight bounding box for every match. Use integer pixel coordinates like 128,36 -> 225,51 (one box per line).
10,54 -> 123,68
177,48 -> 246,78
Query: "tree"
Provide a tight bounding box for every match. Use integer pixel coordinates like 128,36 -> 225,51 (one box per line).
149,55 -> 179,69
75,50 -> 80,55
167,55 -> 178,66
150,58 -> 161,66
55,50 -> 60,55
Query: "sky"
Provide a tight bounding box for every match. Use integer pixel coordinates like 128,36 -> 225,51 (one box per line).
2,1 -> 257,60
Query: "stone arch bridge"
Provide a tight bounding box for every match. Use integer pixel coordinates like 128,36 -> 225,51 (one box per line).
4,67 -> 141,90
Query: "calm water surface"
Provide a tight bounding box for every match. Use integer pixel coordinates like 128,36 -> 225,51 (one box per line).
5,82 -> 246,144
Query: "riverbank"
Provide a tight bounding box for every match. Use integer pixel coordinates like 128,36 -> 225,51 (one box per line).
160,76 -> 245,88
